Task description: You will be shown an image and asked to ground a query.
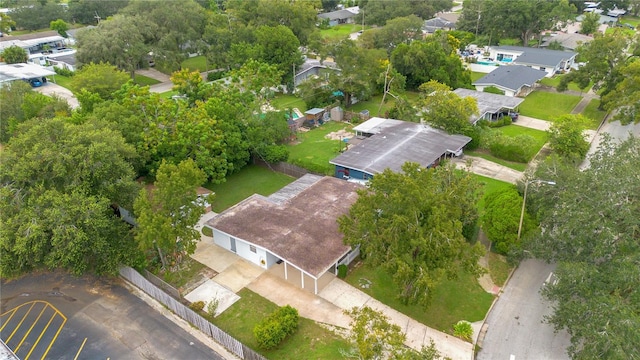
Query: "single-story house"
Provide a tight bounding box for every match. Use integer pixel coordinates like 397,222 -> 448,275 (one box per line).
423,13 -> 459,33
0,63 -> 55,87
330,117 -> 471,181
0,33 -> 66,55
204,174 -> 362,294
453,88 -> 524,124
486,46 -> 577,77
317,7 -> 359,26
294,58 -> 339,88
540,32 -> 593,51
473,65 -> 547,97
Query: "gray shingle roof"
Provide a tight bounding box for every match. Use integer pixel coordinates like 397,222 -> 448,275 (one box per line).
493,46 -> 577,68
540,33 -> 593,50
473,65 -> 547,92
317,9 -> 357,21
330,120 -> 471,175
453,88 -> 524,122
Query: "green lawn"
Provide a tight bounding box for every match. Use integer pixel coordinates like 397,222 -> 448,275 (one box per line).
134,74 -> 161,86
287,121 -> 353,175
497,124 -> 548,149
51,74 -> 73,90
348,94 -> 394,116
581,99 -> 607,129
518,91 -> 582,121
213,289 -> 350,359
181,55 -> 208,72
621,16 -> 640,27
488,252 -> 512,287
539,75 -> 593,93
470,71 -> 486,82
344,263 -> 495,332
159,90 -> 179,99
205,165 -> 295,212
271,94 -> 307,112
318,24 -> 369,41
466,151 -> 528,172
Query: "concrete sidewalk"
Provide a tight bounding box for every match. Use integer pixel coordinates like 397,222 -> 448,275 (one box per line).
453,156 -> 523,184
319,278 -> 473,360
514,116 -> 551,131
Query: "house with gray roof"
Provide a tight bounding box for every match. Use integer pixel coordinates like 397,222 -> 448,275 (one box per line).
205,174 -> 362,294
473,65 -> 547,97
317,7 -> 359,26
330,117 -> 471,181
486,46 -> 577,77
453,88 -> 524,124
423,16 -> 456,33
540,32 -> 593,51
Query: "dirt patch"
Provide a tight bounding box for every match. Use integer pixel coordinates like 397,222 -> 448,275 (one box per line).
325,128 -> 354,140
181,267 -> 218,295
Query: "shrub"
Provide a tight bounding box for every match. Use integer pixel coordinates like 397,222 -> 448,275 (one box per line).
260,144 -> 289,163
453,320 -> 474,342
459,125 -> 481,150
253,305 -> 299,349
54,66 -> 75,77
207,70 -> 228,82
207,296 -> 220,317
189,300 -> 205,312
337,264 -> 348,278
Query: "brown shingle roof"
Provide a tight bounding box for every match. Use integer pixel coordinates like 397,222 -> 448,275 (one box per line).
206,176 -> 361,277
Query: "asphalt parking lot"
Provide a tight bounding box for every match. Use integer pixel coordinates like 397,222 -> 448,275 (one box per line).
1,271 -> 224,360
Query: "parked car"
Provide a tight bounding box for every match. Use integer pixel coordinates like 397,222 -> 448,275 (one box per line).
29,79 -> 43,87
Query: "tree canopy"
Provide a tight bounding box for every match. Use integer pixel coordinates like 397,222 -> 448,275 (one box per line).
525,137 -> 640,359
481,186 -> 534,255
1,45 -> 28,64
134,159 -> 207,269
417,80 -> 478,133
338,162 -> 484,307
547,114 -> 590,160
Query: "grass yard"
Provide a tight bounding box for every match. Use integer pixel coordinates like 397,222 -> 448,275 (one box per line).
518,91 -> 582,121
271,94 -> 307,112
497,125 -> 548,149
348,94 -> 395,116
539,75 -> 593,93
149,257 -> 206,289
621,16 -> 640,27
319,24 -> 369,41
345,262 -> 494,332
581,99 -> 607,129
466,151 -> 528,172
159,90 -> 179,99
488,252 -> 513,287
287,121 -> 353,175
213,289 -> 350,359
51,74 -> 73,90
470,71 -> 486,82
181,55 -> 208,72
205,165 -> 294,212
134,74 -> 161,86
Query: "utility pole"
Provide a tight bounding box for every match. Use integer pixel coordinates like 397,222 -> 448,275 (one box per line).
475,10 -> 481,40
94,11 -> 101,24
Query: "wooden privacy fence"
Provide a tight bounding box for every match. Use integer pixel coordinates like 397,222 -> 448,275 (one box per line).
143,269 -> 181,299
119,266 -> 267,360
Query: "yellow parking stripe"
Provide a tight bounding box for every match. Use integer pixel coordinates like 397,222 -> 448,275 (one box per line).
5,301 -> 36,343
14,303 -> 48,352
0,306 -> 18,332
40,315 -> 65,360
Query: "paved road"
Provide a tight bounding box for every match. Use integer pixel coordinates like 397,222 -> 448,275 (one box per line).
1,272 -> 224,360
476,260 -> 571,360
581,119 -> 640,169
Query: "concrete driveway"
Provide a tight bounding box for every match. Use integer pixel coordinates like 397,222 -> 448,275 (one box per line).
476,259 -> 571,360
453,155 -> 523,184
34,82 -> 79,109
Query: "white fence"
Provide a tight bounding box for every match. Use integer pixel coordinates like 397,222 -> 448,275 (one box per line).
119,266 -> 266,360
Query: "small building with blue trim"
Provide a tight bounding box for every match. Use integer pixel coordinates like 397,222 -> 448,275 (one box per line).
330,117 -> 471,181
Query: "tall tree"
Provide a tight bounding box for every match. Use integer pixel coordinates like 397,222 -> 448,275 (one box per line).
1,45 -> 28,64
134,159 -> 207,269
547,114 -> 590,160
391,37 -> 472,90
417,80 -> 478,133
525,137 -> 640,359
9,1 -> 68,31
0,13 -> 16,33
70,62 -> 130,100
50,19 -> 69,38
580,11 -> 600,35
75,15 -> 157,79
370,15 -> 424,54
602,58 -> 640,125
481,186 -> 534,255
254,25 -> 303,85
67,0 -> 130,25
338,162 -> 484,307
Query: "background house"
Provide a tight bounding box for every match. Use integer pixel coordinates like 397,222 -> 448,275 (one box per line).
423,13 -> 459,33
205,175 -> 361,294
330,117 -> 471,181
540,32 -> 593,51
317,7 -> 359,27
453,88 -> 524,124
486,46 -> 577,77
472,65 -> 547,97
293,58 -> 339,88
